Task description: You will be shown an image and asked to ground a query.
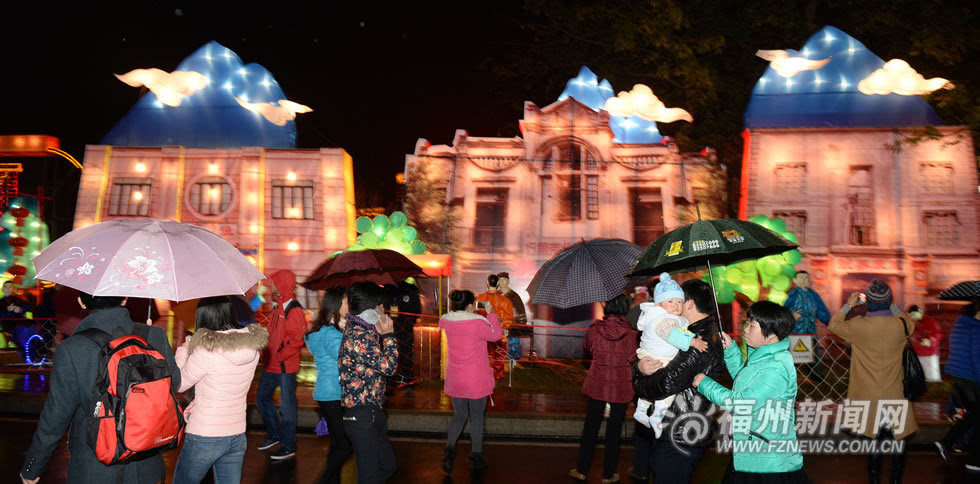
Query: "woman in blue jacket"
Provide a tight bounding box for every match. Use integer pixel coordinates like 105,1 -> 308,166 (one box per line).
693,301 -> 808,483
937,299 -> 980,473
305,286 -> 353,484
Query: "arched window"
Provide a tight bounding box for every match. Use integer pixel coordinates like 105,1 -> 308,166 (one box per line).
548,141 -> 598,221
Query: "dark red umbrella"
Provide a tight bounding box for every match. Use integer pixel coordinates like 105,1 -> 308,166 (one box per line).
302,249 -> 425,290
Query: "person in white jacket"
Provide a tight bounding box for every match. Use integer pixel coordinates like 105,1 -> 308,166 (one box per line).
633,273 -> 706,435
173,296 -> 268,484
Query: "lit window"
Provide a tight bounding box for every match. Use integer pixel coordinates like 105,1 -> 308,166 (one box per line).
189,177 -> 233,216
923,211 -> 960,246
109,177 -> 152,216
774,163 -> 807,195
772,210 -> 807,245
549,140 -> 597,221
272,179 -> 314,219
920,162 -> 954,193
847,167 -> 876,246
473,188 -> 507,248
586,175 -> 599,219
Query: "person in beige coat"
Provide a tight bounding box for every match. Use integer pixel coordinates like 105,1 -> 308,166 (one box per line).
829,279 -> 916,483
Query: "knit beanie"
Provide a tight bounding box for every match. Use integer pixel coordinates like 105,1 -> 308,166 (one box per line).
654,272 -> 684,304
865,279 -> 892,311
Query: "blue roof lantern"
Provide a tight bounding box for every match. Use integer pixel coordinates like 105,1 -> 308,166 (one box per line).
102,41 -> 298,148
557,66 -> 663,143
744,26 -> 942,129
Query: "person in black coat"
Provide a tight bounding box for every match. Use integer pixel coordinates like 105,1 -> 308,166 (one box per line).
20,293 -> 180,483
632,279 -> 724,483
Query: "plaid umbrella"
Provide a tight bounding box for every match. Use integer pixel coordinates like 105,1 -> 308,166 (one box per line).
302,249 -> 425,290
628,217 -> 796,331
939,281 -> 980,301
527,238 -> 643,309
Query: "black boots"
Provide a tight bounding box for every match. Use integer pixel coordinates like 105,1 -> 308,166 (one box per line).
470,452 -> 489,471
442,446 -> 455,473
868,452 -> 882,484
890,449 -> 907,484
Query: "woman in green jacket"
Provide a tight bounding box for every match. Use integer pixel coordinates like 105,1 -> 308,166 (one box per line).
692,301 -> 808,483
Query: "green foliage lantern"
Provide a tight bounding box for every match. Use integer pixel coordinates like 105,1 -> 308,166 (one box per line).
701,214 -> 803,306
351,211 -> 427,255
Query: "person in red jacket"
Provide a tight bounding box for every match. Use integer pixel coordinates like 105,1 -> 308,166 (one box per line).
256,269 -> 306,460
569,293 -> 638,484
909,305 -> 943,382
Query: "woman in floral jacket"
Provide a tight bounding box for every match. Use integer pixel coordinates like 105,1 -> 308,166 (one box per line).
338,282 -> 398,484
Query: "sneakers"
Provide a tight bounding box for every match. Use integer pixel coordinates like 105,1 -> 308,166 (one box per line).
967,464 -> 980,472
270,446 -> 296,461
257,438 -> 280,451
442,446 -> 456,473
469,452 -> 488,471
568,469 -> 587,481
935,441 -> 949,461
601,474 -> 621,484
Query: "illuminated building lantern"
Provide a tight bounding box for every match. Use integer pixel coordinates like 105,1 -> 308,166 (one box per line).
741,25 -> 978,316
71,41 -> 356,331
405,66 -> 714,352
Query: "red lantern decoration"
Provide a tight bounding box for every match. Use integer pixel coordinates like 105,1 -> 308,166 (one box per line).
9,207 -> 29,227
8,236 -> 28,256
7,264 -> 26,285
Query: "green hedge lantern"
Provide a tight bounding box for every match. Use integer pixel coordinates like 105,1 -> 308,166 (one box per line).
701,214 -> 802,306
350,211 -> 427,256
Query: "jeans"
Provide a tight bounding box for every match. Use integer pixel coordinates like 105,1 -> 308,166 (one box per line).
632,421 -> 656,479
318,400 -> 353,484
943,377 -> 980,467
256,371 -> 298,450
343,405 -> 396,484
575,398 -> 627,479
173,433 -> 247,484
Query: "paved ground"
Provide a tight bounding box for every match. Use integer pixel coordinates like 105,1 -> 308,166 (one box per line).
3,417 -> 979,483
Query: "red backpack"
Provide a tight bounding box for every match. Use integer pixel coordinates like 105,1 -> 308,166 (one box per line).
80,324 -> 186,465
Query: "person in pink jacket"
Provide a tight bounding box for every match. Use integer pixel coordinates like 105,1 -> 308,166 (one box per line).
439,290 -> 503,474
173,296 -> 268,484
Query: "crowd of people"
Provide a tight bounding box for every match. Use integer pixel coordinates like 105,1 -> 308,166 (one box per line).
13,263 -> 980,483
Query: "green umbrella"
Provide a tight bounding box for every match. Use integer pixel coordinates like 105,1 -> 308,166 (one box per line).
627,211 -> 797,331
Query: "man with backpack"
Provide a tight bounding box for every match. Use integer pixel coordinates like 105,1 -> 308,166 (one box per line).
256,269 -> 306,461
20,293 -> 180,483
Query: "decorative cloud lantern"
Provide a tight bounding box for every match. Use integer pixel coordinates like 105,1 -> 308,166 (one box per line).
858,59 -> 954,96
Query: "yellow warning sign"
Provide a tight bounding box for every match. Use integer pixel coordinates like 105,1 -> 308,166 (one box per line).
794,339 -> 809,352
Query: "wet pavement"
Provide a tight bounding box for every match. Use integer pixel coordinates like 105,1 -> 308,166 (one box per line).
2,416 -> 978,483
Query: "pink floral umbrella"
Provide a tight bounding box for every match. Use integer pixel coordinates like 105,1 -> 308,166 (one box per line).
32,219 -> 265,302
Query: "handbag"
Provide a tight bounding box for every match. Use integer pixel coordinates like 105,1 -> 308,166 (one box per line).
900,316 -> 927,401
314,416 -> 330,436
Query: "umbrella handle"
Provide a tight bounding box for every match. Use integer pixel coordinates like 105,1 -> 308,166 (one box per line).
704,259 -> 725,334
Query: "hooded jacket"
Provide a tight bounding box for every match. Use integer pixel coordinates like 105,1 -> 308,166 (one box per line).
176,324 -> 268,437
633,315 -> 724,447
439,311 -> 503,398
305,325 -> 344,401
582,314 -> 638,403
264,270 -> 306,373
945,314 -> 980,382
698,338 -> 803,473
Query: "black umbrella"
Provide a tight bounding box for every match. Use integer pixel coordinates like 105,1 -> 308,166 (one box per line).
527,238 -> 643,309
628,210 -> 797,331
939,281 -> 980,301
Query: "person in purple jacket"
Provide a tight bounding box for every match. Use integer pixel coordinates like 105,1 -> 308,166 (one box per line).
439,290 -> 503,474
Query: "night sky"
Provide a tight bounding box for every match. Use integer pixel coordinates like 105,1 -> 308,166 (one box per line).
1,3 -> 974,239
1,3 -> 546,236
